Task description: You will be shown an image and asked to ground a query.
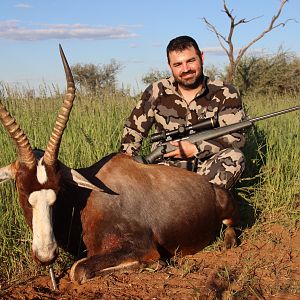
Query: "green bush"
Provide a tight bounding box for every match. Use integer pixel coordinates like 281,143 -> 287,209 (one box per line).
71,60 -> 122,94
234,49 -> 300,96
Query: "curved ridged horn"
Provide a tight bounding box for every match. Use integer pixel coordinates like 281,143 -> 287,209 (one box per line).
43,45 -> 76,166
0,102 -> 36,168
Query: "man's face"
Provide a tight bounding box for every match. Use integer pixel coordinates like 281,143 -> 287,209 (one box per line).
168,46 -> 203,89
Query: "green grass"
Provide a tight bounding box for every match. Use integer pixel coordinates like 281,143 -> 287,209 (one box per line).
0,88 -> 137,285
237,94 -> 300,227
0,86 -> 299,287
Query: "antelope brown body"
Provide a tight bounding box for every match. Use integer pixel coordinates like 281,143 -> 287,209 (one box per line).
0,47 -> 238,284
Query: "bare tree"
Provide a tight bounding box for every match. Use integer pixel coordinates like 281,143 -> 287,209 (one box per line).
202,0 -> 292,83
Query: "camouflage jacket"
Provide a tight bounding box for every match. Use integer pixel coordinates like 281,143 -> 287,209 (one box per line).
120,76 -> 246,159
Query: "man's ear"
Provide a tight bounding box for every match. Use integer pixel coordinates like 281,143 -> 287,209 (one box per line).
201,51 -> 204,64
58,162 -> 102,192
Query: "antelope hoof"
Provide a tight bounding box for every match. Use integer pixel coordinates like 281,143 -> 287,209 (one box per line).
70,258 -> 92,284
224,227 -> 237,249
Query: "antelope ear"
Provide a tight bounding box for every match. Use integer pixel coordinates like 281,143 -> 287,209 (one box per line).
0,163 -> 17,183
59,162 -> 102,192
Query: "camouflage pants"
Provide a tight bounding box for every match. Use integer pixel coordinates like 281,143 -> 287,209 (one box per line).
159,148 -> 245,189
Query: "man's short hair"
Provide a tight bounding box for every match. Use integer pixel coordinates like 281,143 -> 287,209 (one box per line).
167,36 -> 201,63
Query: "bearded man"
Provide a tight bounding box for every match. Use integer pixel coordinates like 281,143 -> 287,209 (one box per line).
120,35 -> 246,189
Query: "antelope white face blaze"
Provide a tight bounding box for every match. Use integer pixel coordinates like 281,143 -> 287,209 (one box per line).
28,189 -> 58,263
36,158 -> 48,184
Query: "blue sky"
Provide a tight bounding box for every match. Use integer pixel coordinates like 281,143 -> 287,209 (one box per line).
0,0 -> 299,92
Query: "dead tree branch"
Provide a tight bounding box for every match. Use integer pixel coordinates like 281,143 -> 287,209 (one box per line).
202,0 -> 292,83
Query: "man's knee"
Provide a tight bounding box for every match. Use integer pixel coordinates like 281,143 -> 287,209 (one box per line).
197,148 -> 245,189
221,148 -> 245,174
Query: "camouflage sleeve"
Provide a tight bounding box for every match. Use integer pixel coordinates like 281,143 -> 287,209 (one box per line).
120,85 -> 155,156
195,84 -> 246,160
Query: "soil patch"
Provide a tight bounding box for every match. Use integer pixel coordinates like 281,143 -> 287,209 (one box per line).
1,223 -> 300,300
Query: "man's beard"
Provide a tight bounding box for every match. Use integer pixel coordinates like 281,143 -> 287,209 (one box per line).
175,71 -> 204,90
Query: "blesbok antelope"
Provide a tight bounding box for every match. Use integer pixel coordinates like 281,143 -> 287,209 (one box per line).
0,46 -> 238,284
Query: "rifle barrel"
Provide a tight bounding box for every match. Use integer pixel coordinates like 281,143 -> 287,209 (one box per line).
139,104 -> 300,164
250,105 -> 300,123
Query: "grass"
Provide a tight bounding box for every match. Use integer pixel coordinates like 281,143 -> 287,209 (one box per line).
0,87 -> 137,285
0,86 -> 299,290
236,94 -> 300,227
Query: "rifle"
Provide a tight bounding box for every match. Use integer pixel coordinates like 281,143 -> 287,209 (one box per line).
134,105 -> 300,164
149,116 -> 219,143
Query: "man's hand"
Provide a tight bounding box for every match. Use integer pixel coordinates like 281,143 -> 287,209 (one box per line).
163,140 -> 198,159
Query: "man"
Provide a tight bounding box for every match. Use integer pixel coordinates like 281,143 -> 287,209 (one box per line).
120,35 -> 245,189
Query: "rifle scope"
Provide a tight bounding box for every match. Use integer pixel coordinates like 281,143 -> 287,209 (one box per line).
149,116 -> 219,143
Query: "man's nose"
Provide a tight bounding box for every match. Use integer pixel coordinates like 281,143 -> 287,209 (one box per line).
181,63 -> 190,73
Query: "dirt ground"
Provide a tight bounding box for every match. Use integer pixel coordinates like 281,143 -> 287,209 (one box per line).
1,223 -> 299,300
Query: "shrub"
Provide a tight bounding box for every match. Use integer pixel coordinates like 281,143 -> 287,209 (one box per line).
234,49 -> 300,96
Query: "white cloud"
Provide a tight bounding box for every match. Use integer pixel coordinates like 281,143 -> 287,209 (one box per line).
246,48 -> 269,56
0,19 -> 19,29
202,46 -> 267,57
202,47 -> 226,56
0,20 -> 139,41
14,3 -> 32,9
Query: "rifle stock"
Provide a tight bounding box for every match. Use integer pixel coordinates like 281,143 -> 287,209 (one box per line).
134,105 -> 300,164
